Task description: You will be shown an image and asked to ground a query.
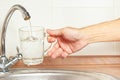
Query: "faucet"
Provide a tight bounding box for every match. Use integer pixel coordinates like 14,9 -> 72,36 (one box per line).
0,4 -> 31,72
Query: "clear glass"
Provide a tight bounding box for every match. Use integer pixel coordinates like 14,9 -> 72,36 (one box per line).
19,26 -> 46,65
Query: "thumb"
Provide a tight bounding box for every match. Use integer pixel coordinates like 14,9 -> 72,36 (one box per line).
47,29 -> 62,36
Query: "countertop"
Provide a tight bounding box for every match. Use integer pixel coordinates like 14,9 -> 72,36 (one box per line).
12,55 -> 120,78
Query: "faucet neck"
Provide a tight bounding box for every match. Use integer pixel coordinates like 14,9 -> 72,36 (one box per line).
1,4 -> 30,56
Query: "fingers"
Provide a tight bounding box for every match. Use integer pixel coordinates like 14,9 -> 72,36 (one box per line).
47,36 -> 56,43
47,42 -> 69,59
48,49 -> 69,59
61,52 -> 69,58
47,42 -> 59,56
57,38 -> 73,53
51,48 -> 63,58
47,29 -> 62,43
47,29 -> 62,37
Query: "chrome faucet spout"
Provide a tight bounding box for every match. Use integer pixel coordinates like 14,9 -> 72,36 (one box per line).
0,4 -> 30,72
1,4 -> 30,56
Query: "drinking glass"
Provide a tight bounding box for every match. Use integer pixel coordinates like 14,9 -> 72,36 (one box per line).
19,26 -> 50,65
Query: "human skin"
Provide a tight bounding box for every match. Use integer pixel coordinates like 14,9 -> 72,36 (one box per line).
47,18 -> 120,58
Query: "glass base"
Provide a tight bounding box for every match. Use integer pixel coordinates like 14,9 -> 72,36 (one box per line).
23,58 -> 43,65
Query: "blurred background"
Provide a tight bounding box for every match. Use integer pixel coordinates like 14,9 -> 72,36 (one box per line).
0,0 -> 120,57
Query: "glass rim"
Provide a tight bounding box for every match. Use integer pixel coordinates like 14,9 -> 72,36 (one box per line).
19,26 -> 44,32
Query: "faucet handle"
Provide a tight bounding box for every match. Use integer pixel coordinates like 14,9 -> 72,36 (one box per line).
16,46 -> 23,59
16,46 -> 20,53
9,46 -> 23,60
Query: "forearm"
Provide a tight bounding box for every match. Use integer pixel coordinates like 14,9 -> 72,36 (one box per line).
80,18 -> 120,43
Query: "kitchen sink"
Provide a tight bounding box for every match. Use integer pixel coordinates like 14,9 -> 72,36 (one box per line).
0,69 -> 119,80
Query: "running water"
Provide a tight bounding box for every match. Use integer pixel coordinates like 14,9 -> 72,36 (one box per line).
27,20 -> 35,40
28,20 -> 32,37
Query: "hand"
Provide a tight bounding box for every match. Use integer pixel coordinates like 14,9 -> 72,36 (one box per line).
47,27 -> 88,58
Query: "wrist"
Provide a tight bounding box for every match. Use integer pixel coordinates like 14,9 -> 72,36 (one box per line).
79,27 -> 95,44
79,25 -> 106,44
